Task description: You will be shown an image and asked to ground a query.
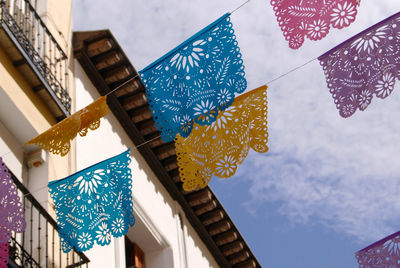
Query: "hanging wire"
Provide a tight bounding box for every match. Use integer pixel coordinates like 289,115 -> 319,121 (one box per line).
266,57 -> 318,85
230,0 -> 251,14
105,74 -> 139,96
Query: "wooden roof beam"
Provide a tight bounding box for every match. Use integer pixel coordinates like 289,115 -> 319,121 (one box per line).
154,143 -> 176,160
122,92 -> 147,111
221,241 -> 244,256
161,155 -> 178,172
137,119 -> 158,136
234,259 -> 257,268
104,66 -> 131,84
131,105 -> 153,123
94,51 -> 122,70
228,250 -> 250,265
215,230 -> 238,246
195,200 -> 217,216
201,210 -> 224,226
114,80 -> 141,98
186,189 -> 212,207
169,168 -> 180,183
208,220 -> 231,236
145,134 -> 164,148
87,38 -> 113,57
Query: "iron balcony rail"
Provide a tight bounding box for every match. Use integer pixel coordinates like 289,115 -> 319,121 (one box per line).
9,172 -> 90,268
0,0 -> 71,115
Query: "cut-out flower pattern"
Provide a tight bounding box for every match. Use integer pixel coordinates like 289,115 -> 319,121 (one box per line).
95,223 -> 111,245
49,150 -> 135,253
319,13 -> 400,118
356,232 -> 400,267
351,29 -> 386,53
175,86 -> 268,191
271,0 -> 361,49
215,155 -> 237,177
330,2 -> 357,28
359,90 -> 372,110
180,115 -> 193,136
111,218 -> 125,235
140,14 -> 246,142
75,170 -> 105,196
307,19 -> 329,40
193,100 -> 217,124
77,232 -> 93,251
375,73 -> 395,98
217,88 -> 234,108
170,40 -> 207,75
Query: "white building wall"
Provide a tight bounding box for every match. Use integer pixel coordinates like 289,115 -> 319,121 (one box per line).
74,60 -> 219,268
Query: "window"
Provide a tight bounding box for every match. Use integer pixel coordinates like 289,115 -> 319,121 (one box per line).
125,237 -> 145,268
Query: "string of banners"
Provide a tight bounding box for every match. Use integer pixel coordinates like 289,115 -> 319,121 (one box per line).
1,0 -> 399,264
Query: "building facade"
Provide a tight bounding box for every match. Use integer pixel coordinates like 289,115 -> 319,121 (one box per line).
0,1 -> 260,267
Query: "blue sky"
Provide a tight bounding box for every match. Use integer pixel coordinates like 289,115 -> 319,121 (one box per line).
73,0 -> 400,267
210,175 -> 359,267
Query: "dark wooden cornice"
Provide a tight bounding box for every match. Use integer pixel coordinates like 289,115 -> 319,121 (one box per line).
73,30 -> 261,268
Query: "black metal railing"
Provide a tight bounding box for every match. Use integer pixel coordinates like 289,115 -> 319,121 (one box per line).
0,0 -> 71,115
8,173 -> 90,268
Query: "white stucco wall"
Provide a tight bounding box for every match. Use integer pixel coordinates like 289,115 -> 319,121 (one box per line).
74,60 -> 219,268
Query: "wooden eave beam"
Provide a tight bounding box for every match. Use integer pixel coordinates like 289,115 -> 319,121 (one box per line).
228,250 -> 250,265
234,259 -> 257,268
221,241 -> 245,257
195,201 -> 217,216
87,38 -> 113,57
186,189 -> 212,207
208,220 -> 231,236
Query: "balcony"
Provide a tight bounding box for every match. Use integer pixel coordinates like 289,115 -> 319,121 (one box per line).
0,0 -> 71,119
7,172 -> 90,268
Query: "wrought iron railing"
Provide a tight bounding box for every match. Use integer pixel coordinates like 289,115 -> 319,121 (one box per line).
8,173 -> 90,268
0,0 -> 71,115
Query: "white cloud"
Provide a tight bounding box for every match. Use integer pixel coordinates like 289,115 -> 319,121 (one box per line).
73,0 -> 400,244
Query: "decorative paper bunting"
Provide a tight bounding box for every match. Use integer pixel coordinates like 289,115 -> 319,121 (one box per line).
319,12 -> 400,118
175,85 -> 268,191
0,243 -> 8,268
271,0 -> 361,49
48,149 -> 135,253
0,157 -> 26,243
140,13 -> 247,142
355,230 -> 400,267
25,96 -> 110,156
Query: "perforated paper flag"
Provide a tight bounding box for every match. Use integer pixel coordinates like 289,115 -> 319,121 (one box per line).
26,96 -> 110,156
271,0 -> 361,49
140,13 -> 247,142
319,12 -> 400,117
175,85 -> 268,191
0,157 -> 25,243
49,150 -> 135,253
356,230 -> 400,267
